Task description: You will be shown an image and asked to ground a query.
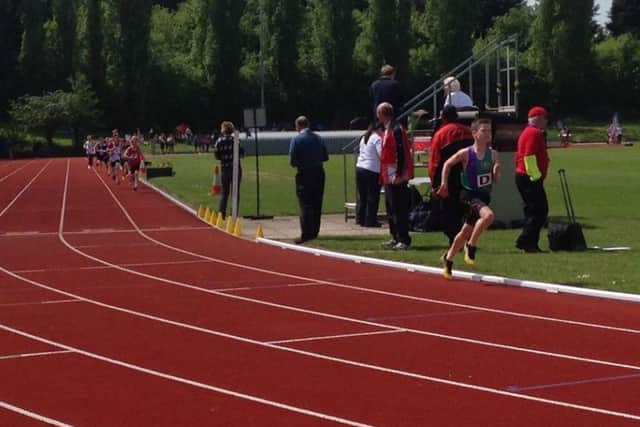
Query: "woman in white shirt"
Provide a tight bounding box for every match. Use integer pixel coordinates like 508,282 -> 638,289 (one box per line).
355,123 -> 383,227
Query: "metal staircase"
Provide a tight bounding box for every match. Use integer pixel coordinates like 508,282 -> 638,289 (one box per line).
342,35 -> 521,222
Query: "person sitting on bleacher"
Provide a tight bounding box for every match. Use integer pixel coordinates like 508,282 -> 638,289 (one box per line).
443,76 -> 475,110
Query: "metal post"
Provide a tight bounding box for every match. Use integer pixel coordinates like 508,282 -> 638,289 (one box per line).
231,130 -> 240,219
253,109 -> 261,217
259,0 -> 265,110
506,46 -> 511,107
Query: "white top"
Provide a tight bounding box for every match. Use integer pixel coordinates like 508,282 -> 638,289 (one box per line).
356,132 -> 382,173
84,140 -> 95,155
444,91 -> 474,109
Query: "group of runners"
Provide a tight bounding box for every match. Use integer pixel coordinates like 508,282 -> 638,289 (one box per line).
83,129 -> 145,191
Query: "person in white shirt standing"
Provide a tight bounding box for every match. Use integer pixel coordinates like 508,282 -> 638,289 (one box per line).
83,135 -> 96,169
443,76 -> 474,110
355,123 -> 383,227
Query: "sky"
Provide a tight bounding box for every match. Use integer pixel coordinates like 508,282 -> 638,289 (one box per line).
526,0 -> 612,26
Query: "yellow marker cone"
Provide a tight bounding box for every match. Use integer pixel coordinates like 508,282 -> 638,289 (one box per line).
225,217 -> 235,233
256,224 -> 264,238
215,212 -> 224,228
233,218 -> 242,236
208,210 -> 217,225
197,205 -> 205,219
203,207 -> 211,222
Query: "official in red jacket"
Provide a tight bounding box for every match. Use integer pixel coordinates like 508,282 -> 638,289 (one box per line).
429,105 -> 473,244
378,102 -> 414,250
515,106 -> 550,252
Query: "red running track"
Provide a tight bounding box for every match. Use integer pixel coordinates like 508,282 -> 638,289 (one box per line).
1,158 -> 640,426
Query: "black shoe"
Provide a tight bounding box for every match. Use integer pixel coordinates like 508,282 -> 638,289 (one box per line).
464,243 -> 477,265
441,253 -> 453,279
524,246 -> 543,253
364,222 -> 383,228
294,237 -> 308,244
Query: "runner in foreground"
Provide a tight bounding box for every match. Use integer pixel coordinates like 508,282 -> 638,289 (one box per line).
437,118 -> 500,279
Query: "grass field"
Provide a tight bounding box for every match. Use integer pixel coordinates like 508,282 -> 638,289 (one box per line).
147,144 -> 639,293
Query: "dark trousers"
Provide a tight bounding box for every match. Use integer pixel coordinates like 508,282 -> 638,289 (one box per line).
296,167 -> 325,239
515,174 -> 549,249
356,167 -> 381,226
219,167 -> 241,219
384,183 -> 411,245
437,195 -> 464,245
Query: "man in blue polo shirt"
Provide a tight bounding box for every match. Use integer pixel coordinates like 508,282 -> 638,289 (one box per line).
289,116 -> 329,244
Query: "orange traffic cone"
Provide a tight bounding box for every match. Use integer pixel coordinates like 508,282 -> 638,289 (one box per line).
210,165 -> 222,195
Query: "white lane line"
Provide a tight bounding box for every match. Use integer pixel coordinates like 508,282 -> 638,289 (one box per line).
94,167 -> 640,337
215,282 -> 323,293
0,350 -> 73,361
13,259 -> 212,274
72,162 -> 640,372
2,268 -> 640,422
0,161 -> 34,184
0,400 -> 73,427
0,323 -> 372,427
0,160 -> 52,218
0,299 -> 81,308
267,329 -> 406,345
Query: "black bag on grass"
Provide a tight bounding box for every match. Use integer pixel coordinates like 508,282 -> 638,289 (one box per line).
548,169 -> 587,251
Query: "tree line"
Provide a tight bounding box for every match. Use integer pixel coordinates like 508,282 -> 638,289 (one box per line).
1,0 -> 639,144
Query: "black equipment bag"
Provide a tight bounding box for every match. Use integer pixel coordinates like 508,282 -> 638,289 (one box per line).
548,169 -> 587,251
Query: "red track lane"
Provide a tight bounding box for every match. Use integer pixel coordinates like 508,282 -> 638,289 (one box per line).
68,176 -> 640,371
0,161 -> 42,209
0,295 -> 636,426
2,157 -> 640,425
0,160 -> 63,235
0,408 -> 53,427
0,350 -> 338,426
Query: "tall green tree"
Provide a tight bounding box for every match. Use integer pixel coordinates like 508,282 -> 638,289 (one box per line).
84,0 -> 105,98
529,0 -> 595,113
51,0 -> 78,87
206,0 -> 245,124
427,0 -> 479,75
477,0 -> 525,36
0,0 -> 23,115
18,0 -> 49,94
298,0 -> 358,125
607,0 -> 640,37
109,0 -> 153,126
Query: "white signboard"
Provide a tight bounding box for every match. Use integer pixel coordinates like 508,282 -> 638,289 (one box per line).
243,107 -> 267,128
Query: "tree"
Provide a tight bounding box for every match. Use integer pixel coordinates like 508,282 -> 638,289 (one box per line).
477,0 -> 525,37
51,0 -> 78,87
85,0 -> 106,99
18,0 -> 49,94
0,0 -> 22,116
607,0 -> 640,37
298,0 -> 358,126
427,0 -> 479,75
9,76 -> 101,146
595,34 -> 640,111
529,0 -> 596,113
113,0 -> 153,126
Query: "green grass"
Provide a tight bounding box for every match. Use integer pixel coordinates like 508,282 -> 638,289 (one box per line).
145,152 -> 427,216
146,143 -> 639,293
313,145 -> 640,292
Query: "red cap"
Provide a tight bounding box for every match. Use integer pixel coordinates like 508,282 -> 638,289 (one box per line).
528,106 -> 548,118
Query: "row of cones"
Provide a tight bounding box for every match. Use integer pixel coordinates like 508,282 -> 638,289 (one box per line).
197,205 -> 264,238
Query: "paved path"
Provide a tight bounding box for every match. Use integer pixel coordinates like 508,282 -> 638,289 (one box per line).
242,213 -> 389,241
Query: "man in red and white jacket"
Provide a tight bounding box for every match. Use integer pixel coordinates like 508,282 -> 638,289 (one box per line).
515,106 -> 550,253
377,102 -> 414,250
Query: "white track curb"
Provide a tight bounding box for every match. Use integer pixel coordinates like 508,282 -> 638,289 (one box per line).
256,238 -> 640,305
142,178 -> 640,305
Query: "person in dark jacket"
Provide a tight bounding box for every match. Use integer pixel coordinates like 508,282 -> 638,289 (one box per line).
289,116 -> 329,244
214,121 -> 244,219
370,64 -> 403,120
